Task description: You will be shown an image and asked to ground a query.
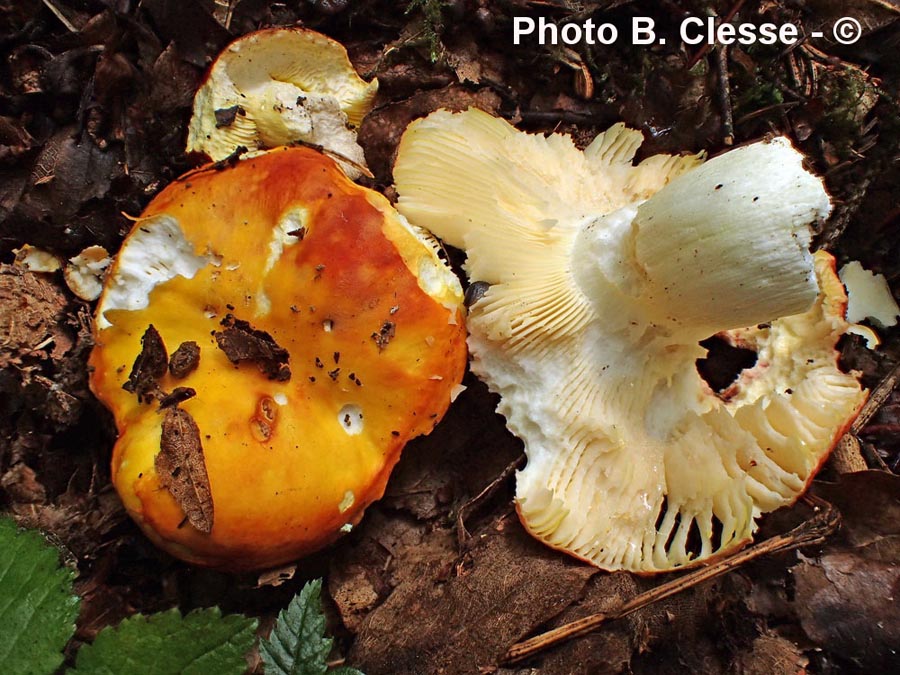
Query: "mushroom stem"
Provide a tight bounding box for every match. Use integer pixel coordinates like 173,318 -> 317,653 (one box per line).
632,138 -> 830,333
572,138 -> 830,339
570,143 -> 831,347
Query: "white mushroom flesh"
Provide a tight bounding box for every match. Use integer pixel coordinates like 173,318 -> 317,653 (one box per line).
839,260 -> 900,327
186,28 -> 377,177
394,109 -> 866,573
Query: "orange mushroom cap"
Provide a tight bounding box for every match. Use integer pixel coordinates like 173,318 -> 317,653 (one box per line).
90,147 -> 467,570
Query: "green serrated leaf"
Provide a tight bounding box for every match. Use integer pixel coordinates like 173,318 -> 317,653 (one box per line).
72,607 -> 257,675
0,516 -> 80,675
260,579 -> 338,675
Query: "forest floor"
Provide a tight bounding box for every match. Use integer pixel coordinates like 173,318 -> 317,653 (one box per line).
1,1 -> 899,673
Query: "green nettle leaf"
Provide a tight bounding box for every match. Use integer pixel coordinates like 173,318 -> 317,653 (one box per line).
72,607 -> 257,675
0,516 -> 80,675
260,579 -> 363,675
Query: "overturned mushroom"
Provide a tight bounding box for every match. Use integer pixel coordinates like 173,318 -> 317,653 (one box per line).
90,147 -> 466,570
186,27 -> 377,177
394,109 -> 866,573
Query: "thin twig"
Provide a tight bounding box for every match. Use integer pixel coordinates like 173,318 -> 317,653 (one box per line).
456,453 -> 526,549
685,0 -> 748,71
506,110 -> 603,125
41,0 -> 77,32
715,44 -> 734,145
800,43 -> 880,84
734,101 -> 799,127
503,494 -> 840,665
213,0 -> 237,30
864,0 -> 900,15
852,361 -> 900,433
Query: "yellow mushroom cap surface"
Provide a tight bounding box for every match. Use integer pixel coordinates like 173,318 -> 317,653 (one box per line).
90,147 -> 466,570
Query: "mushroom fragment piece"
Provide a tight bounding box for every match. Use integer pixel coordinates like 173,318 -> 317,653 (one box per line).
13,244 -> 62,273
393,109 -> 867,573
839,261 -> 900,327
838,261 -> 900,348
90,147 -> 466,570
186,28 -> 378,177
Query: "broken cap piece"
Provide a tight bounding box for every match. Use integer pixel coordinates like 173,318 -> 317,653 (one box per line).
186,27 -> 378,177
13,244 -> 62,273
394,109 -> 866,573
64,245 -> 111,301
839,261 -> 900,327
90,146 -> 466,570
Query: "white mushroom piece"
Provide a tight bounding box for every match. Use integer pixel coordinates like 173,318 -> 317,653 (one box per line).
393,109 -> 868,573
840,262 -> 900,326
186,27 -> 377,177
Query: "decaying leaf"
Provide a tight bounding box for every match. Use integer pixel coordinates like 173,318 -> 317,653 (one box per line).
347,518 -> 597,674
122,324 -> 168,403
357,85 -> 502,182
214,314 -> 290,381
791,472 -> 900,670
155,407 -> 214,534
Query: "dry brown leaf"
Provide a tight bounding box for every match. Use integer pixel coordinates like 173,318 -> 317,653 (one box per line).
155,407 -> 214,534
122,324 -> 168,403
214,314 -> 290,381
792,472 -> 900,670
357,84 -> 501,182
347,518 -> 597,675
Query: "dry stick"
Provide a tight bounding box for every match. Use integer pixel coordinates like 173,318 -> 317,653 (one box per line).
213,0 -> 237,30
801,43 -> 881,85
865,0 -> 900,15
503,494 -> 840,666
715,43 -> 734,145
41,0 -> 77,32
832,362 -> 900,472
734,101 -> 800,127
290,140 -> 375,179
685,0 -> 748,70
456,453 -> 526,550
850,360 -> 900,434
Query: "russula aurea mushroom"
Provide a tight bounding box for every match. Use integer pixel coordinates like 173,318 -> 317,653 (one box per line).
186,27 -> 377,177
89,147 -> 466,570
393,108 -> 867,573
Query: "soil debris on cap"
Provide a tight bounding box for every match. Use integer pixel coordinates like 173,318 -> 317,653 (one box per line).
169,341 -> 200,378
123,324 -> 168,403
371,321 -> 395,350
214,313 -> 291,381
158,387 -> 197,410
214,105 -> 244,128
156,407 -> 214,534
